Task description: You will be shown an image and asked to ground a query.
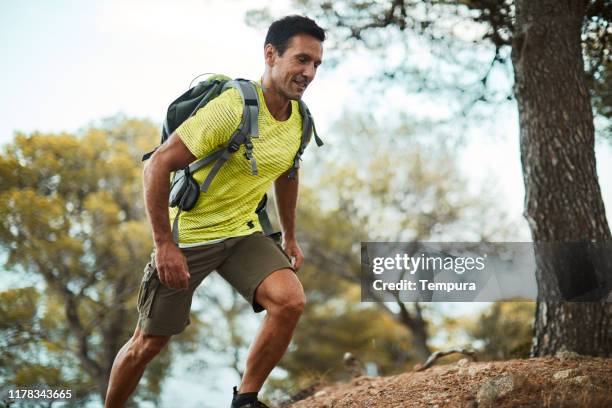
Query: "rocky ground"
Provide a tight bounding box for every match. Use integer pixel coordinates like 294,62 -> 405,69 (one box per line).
281,352 -> 611,408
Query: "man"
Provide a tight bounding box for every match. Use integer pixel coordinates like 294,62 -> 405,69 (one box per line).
104,15 -> 325,408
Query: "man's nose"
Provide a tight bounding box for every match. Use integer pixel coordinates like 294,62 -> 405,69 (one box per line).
303,63 -> 316,81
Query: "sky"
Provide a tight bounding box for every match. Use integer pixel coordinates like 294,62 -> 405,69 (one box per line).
2,1 -> 612,407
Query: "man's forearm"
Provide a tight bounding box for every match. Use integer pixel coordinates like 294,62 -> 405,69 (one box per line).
143,159 -> 173,247
274,172 -> 299,241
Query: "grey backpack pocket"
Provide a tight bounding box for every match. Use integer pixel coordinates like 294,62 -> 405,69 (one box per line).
169,168 -> 200,210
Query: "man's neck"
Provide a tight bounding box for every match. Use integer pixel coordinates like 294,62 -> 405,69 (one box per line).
261,76 -> 292,121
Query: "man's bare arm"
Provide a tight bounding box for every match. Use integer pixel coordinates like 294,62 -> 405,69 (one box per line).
143,133 -> 195,288
274,170 -> 304,270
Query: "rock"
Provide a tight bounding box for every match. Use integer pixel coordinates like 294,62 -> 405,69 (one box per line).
552,368 -> 581,381
476,373 -> 527,408
567,375 -> 605,390
457,358 -> 470,367
458,365 -> 483,378
556,374 -> 606,393
467,366 -> 480,377
555,349 -> 583,361
314,390 -> 328,398
569,375 -> 592,386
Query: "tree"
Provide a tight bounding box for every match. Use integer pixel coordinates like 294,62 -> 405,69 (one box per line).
0,287 -> 93,407
251,0 -> 612,357
0,118 -> 203,405
512,0 -> 611,356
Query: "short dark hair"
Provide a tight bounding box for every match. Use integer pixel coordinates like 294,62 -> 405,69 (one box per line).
265,15 -> 325,56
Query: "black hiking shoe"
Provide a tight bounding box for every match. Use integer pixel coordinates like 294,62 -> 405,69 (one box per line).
232,402 -> 269,408
231,386 -> 270,408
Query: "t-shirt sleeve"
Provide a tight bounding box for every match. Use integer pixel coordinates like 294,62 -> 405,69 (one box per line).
175,88 -> 243,159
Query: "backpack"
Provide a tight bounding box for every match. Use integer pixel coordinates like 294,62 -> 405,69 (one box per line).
142,74 -> 323,244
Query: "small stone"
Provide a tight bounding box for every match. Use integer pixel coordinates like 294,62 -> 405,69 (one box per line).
477,373 -> 526,408
555,349 -> 583,361
457,358 -> 470,367
458,366 -> 481,378
314,390 -> 328,398
569,375 -> 591,386
468,367 -> 480,376
553,368 -> 581,381
560,375 -> 605,392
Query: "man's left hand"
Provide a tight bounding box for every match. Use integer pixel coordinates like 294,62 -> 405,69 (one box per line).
283,238 -> 304,271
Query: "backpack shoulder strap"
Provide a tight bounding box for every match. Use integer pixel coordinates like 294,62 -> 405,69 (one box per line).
224,79 -> 260,140
288,100 -> 323,179
192,79 -> 261,193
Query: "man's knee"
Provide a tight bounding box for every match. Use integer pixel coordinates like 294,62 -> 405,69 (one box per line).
272,292 -> 306,319
128,332 -> 171,363
256,269 -> 307,318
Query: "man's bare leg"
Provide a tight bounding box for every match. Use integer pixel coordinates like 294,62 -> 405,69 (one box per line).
239,269 -> 306,393
104,327 -> 171,408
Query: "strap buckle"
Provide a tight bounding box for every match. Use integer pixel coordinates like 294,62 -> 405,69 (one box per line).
228,141 -> 240,152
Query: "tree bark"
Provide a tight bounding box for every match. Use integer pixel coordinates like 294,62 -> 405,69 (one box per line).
397,302 -> 431,361
512,0 -> 612,356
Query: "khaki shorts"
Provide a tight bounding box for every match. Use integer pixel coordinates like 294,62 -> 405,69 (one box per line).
136,232 -> 295,336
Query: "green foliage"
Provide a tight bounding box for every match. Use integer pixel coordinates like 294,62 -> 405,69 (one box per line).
0,117 -> 202,404
0,287 -> 41,378
0,287 -> 92,405
583,0 -> 611,129
248,0 -> 610,135
277,300 -> 413,384
467,301 -> 535,360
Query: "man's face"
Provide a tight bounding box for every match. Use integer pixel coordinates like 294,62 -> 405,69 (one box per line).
266,33 -> 323,100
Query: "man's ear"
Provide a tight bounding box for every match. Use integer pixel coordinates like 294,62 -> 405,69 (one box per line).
264,44 -> 277,67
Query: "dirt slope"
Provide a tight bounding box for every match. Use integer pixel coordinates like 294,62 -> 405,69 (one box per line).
285,353 -> 611,408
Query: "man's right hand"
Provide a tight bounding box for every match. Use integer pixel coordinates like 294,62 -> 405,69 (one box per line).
143,132 -> 196,290
155,242 -> 190,290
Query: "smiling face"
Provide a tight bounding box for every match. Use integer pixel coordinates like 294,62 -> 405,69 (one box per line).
265,33 -> 323,100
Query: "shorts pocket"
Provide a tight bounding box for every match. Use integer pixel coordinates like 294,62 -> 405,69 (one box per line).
137,263 -> 160,318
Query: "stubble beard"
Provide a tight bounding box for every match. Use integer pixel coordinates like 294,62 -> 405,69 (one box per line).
280,84 -> 303,101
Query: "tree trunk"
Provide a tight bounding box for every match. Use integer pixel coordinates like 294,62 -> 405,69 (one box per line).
511,0 -> 612,356
396,302 -> 431,361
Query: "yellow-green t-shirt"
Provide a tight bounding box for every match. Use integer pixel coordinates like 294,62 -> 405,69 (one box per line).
171,82 -> 302,245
